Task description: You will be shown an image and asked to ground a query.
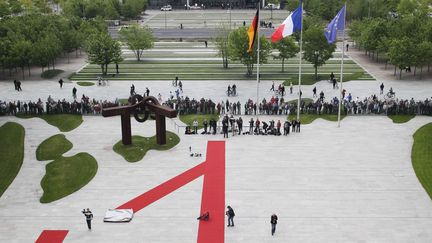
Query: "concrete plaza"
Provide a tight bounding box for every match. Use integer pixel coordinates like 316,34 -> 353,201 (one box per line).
1,43 -> 432,242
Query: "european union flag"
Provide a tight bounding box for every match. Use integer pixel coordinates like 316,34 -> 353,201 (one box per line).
324,5 -> 346,44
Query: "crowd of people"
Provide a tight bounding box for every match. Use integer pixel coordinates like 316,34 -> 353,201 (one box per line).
0,95 -> 120,116
184,114 -> 301,137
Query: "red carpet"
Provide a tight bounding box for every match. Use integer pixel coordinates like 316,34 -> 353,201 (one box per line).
197,141 -> 225,243
117,162 -> 206,212
35,230 -> 68,243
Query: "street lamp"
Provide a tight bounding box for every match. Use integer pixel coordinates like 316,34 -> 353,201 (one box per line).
270,4 -> 273,20
314,50 -> 319,80
164,0 -> 167,29
229,0 -> 232,29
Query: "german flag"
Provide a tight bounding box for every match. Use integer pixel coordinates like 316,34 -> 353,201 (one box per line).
247,9 -> 259,53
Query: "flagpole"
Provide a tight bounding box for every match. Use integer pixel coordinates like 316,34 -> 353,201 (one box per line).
296,2 -> 304,121
256,5 -> 260,113
337,3 -> 346,128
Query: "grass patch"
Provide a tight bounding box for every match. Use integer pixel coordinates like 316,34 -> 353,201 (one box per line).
388,115 -> 416,124
41,69 -> 64,79
118,98 -> 129,105
179,114 -> 220,129
36,134 -> 73,161
283,72 -> 368,85
40,153 -> 98,203
412,123 -> 432,200
16,114 -> 83,132
77,81 -> 95,86
113,131 -> 180,162
288,114 -> 346,124
287,98 -> 314,105
0,122 -> 25,198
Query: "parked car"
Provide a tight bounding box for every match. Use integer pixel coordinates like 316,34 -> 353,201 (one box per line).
161,5 -> 172,11
264,4 -> 280,10
189,4 -> 201,10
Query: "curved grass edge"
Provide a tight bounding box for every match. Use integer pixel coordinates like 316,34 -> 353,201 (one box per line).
36,134 -> 73,161
288,114 -> 346,125
411,123 -> 432,200
0,122 -> 25,198
16,114 -> 83,132
179,114 -> 220,130
40,152 -> 98,203
388,115 -> 416,124
113,131 -> 180,162
77,81 -> 95,86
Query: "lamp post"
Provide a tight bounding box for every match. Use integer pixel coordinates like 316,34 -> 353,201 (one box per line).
314,50 -> 319,80
229,0 -> 232,29
270,4 -> 273,20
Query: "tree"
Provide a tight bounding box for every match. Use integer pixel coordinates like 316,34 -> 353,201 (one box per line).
122,0 -> 147,19
273,37 -> 299,72
119,24 -> 154,61
10,39 -> 32,79
227,27 -> 271,76
85,32 -> 121,75
388,37 -> 415,79
303,26 -> 336,80
214,23 -> 231,69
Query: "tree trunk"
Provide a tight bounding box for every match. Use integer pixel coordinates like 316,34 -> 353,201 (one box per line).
28,64 -> 31,76
53,59 -> 56,69
21,66 -> 25,79
399,68 -> 402,79
116,63 -> 119,74
105,63 -> 108,75
315,66 -> 318,80
414,66 -> 417,76
376,52 -> 379,62
101,64 -> 104,75
420,66 -> 423,79
67,52 -> 70,64
385,60 -> 388,70
394,66 -> 396,76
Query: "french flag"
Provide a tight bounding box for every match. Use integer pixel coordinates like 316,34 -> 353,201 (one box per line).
271,5 -> 303,43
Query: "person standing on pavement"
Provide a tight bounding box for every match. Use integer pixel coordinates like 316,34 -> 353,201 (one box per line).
271,214 -> 278,235
59,78 -> 64,88
380,83 -> 384,95
226,206 -> 235,227
82,208 -> 93,230
193,119 -> 198,134
72,87 -> 77,99
249,118 -> 254,134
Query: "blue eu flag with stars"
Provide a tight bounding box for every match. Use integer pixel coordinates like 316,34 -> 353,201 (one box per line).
324,6 -> 346,44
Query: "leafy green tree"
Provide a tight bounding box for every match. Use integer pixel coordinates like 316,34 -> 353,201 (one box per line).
122,0 -> 147,19
0,0 -> 11,17
119,24 -> 154,61
214,23 -> 231,69
227,27 -> 271,76
273,37 -> 299,72
85,32 -> 121,75
303,26 -> 336,80
10,39 -> 32,79
388,37 -> 415,79
413,41 -> 432,78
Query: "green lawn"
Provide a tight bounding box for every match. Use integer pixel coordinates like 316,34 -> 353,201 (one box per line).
411,123 -> 432,200
287,98 -> 314,105
40,153 -> 98,203
36,134 -> 73,161
113,131 -> 180,162
16,114 -> 83,132
0,122 -> 25,198
41,69 -> 64,79
388,115 -> 416,123
179,114 -> 220,129
77,81 -> 95,86
288,114 -> 346,124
